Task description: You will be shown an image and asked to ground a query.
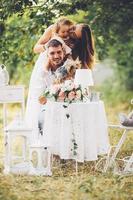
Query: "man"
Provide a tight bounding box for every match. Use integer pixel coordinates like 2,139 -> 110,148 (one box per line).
25,39 -> 68,139
38,39 -> 67,134
45,39 -> 65,71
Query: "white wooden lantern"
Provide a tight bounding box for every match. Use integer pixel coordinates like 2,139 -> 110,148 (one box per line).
4,119 -> 32,174
29,141 -> 52,176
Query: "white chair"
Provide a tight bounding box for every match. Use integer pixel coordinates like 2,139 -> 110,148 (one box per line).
95,99 -> 133,175
0,85 -> 25,127
0,85 -> 32,174
104,124 -> 133,174
105,100 -> 133,174
0,85 -> 52,175
95,120 -> 133,175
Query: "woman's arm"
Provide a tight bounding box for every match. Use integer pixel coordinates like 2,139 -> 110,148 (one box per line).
33,25 -> 54,53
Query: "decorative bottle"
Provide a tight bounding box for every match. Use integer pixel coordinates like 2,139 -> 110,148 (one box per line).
0,64 -> 9,86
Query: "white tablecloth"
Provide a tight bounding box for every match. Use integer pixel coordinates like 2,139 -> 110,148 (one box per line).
43,101 -> 110,162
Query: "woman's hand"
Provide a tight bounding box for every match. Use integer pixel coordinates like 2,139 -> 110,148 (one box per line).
33,25 -> 54,53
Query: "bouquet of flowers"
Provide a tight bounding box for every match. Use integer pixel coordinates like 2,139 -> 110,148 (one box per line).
39,80 -> 85,104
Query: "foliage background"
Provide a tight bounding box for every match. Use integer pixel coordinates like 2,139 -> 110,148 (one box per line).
0,0 -> 133,91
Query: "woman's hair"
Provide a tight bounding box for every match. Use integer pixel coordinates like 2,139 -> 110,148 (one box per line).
79,24 -> 95,69
55,18 -> 74,33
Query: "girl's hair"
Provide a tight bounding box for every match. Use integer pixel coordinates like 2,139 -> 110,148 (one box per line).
79,24 -> 95,69
55,18 -> 74,33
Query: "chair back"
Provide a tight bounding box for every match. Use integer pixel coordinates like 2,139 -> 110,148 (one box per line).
0,85 -> 25,127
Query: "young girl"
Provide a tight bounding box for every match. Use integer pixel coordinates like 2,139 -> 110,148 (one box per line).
33,18 -> 74,53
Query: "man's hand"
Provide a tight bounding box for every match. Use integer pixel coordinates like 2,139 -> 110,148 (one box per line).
39,96 -> 47,104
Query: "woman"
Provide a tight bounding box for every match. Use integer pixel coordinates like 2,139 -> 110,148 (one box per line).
69,24 -> 95,69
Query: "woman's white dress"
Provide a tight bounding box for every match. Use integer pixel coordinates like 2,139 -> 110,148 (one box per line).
25,36 -> 71,140
25,52 -> 54,139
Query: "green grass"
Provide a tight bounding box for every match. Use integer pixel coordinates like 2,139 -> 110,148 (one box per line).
0,166 -> 132,200
99,78 -> 133,107
0,102 -> 133,200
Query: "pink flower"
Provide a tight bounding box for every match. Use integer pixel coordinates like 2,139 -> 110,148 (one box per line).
68,91 -> 76,101
50,84 -> 60,95
58,91 -> 66,101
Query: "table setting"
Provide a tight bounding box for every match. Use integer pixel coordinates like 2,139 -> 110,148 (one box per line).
40,69 -> 110,163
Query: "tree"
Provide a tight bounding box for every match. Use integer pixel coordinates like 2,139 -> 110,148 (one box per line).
0,0 -> 71,83
69,0 -> 133,89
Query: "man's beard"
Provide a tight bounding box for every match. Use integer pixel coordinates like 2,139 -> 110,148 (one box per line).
51,60 -> 64,71
54,59 -> 64,67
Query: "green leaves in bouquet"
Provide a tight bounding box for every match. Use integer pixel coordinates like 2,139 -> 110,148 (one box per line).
42,81 -> 85,103
76,85 -> 84,101
43,87 -> 60,101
